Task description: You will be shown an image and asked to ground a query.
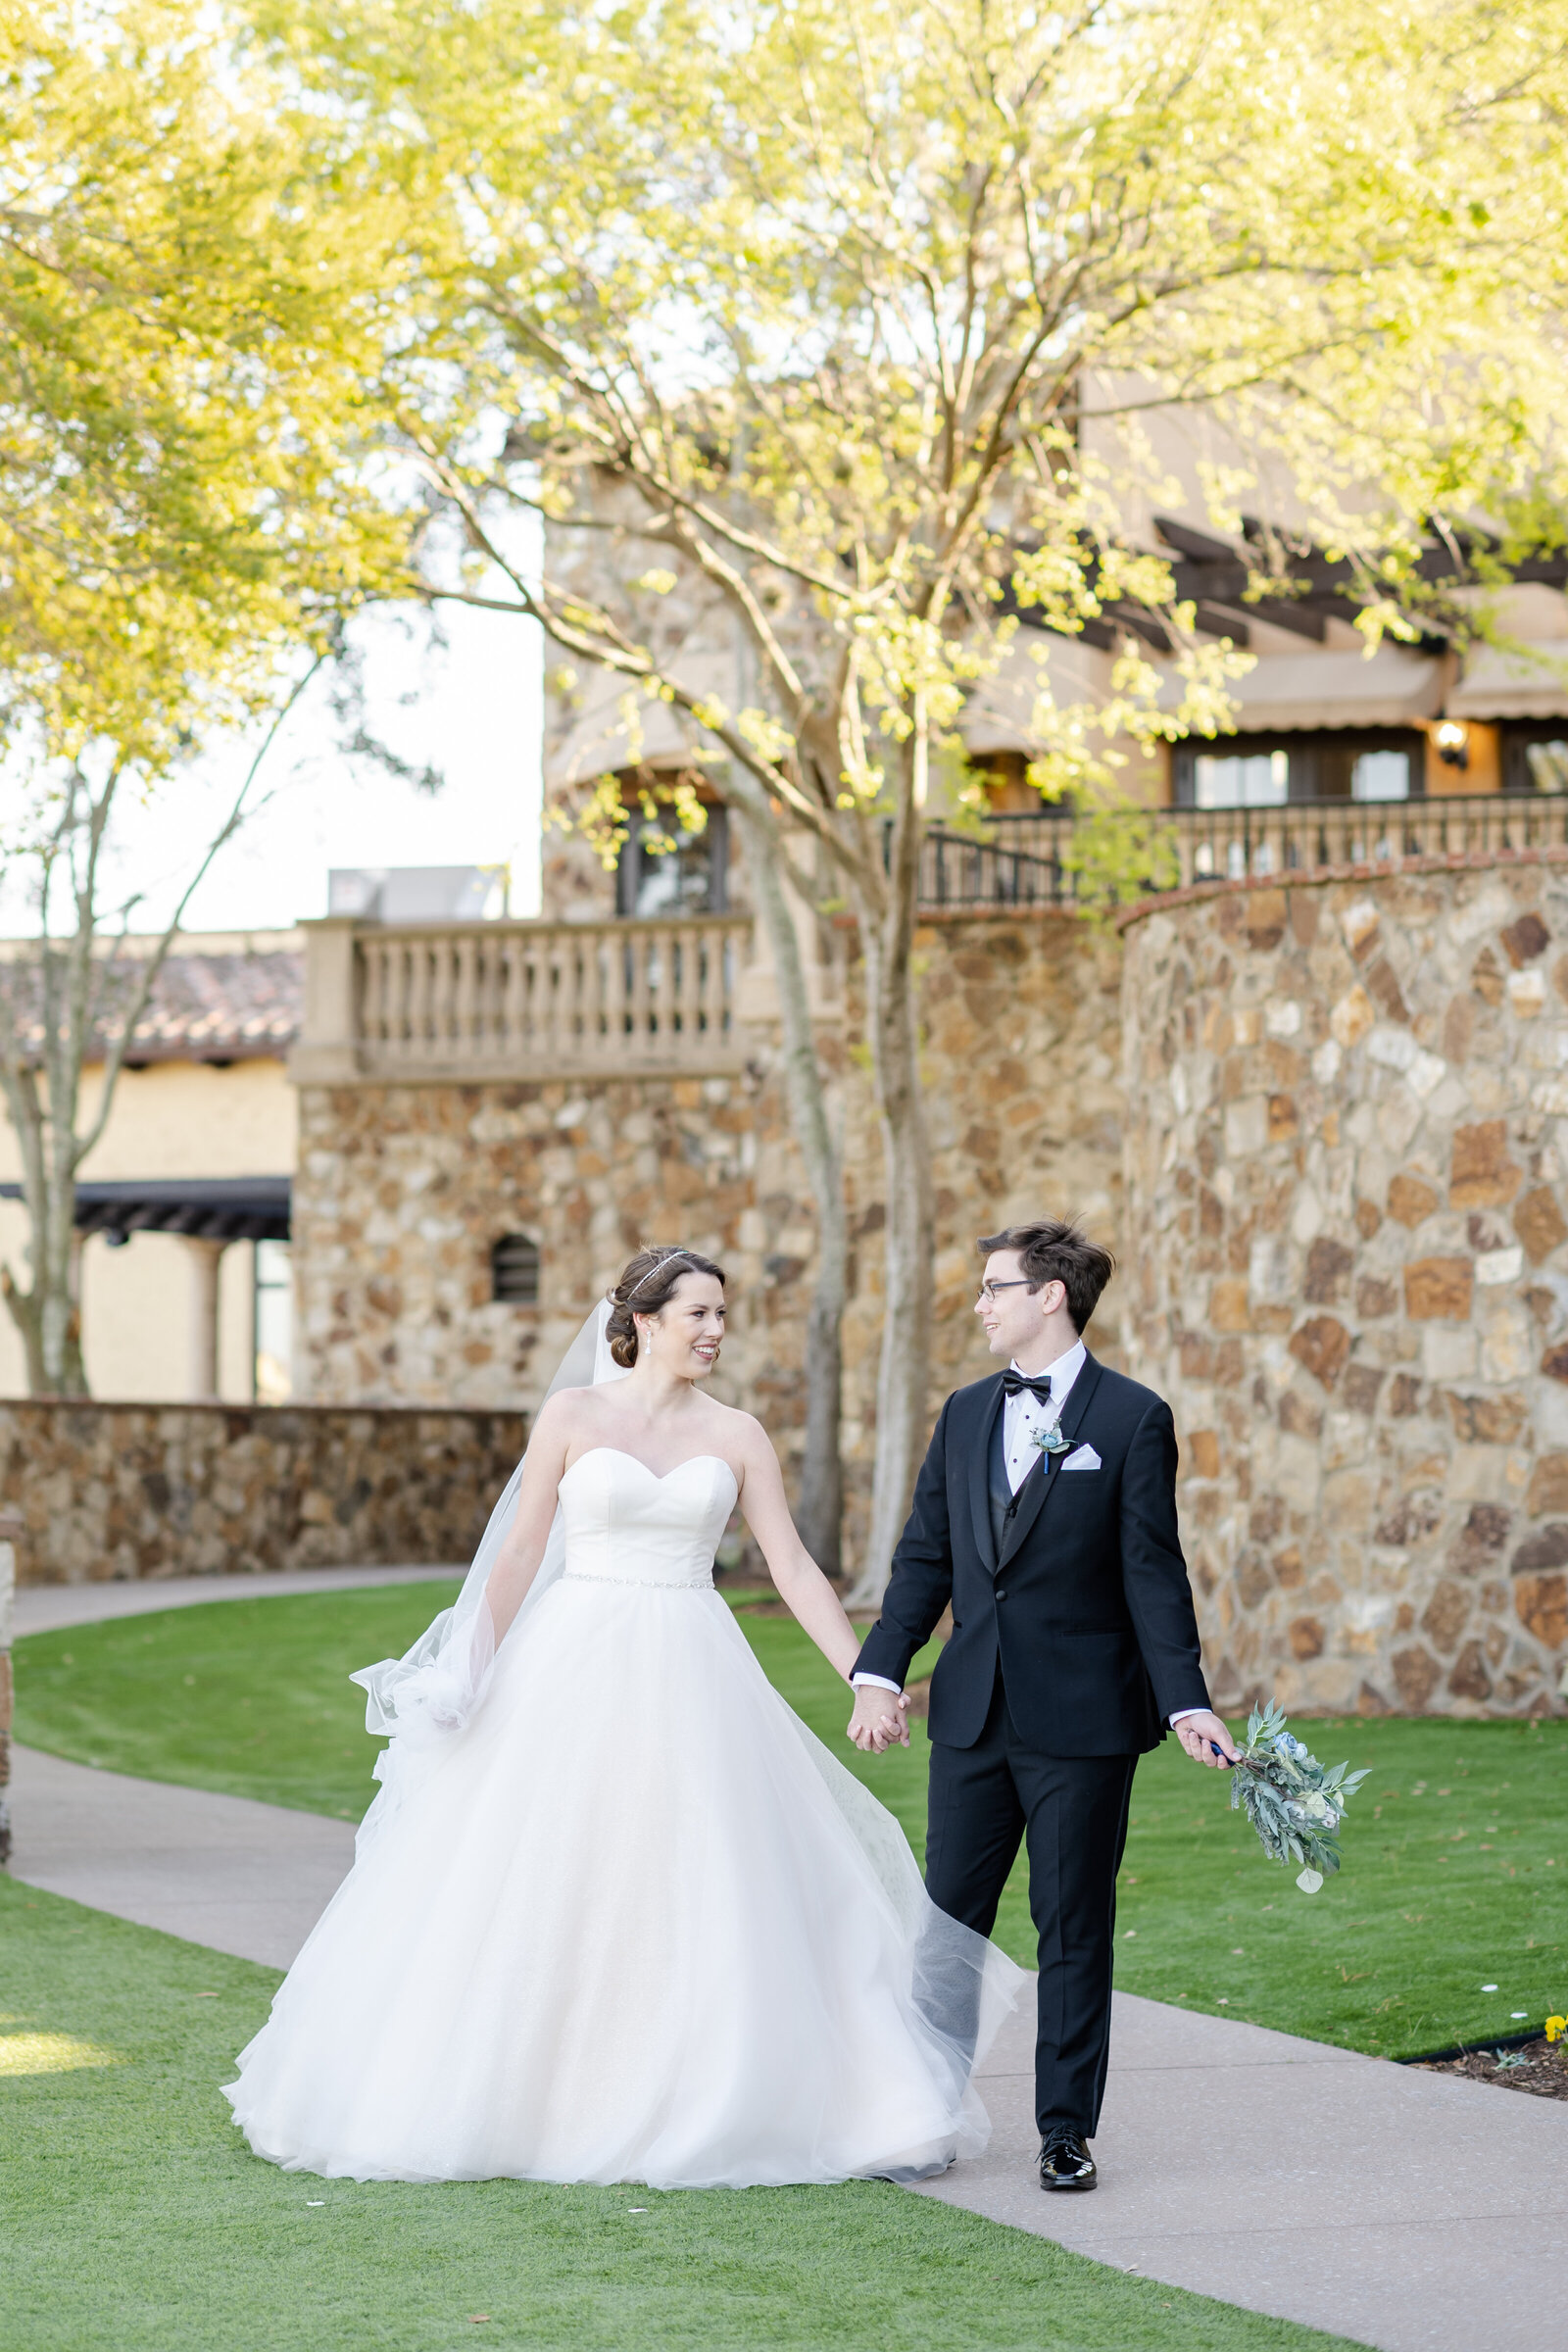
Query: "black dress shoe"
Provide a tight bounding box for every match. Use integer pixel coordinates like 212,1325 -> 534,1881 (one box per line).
1038,2126 -> 1097,2190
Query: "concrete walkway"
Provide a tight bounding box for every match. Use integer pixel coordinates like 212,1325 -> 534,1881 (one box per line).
938,1989 -> 1562,2352
9,1569 -> 451,1965
14,1563 -> 464,1641
9,1741 -> 356,1969
8,1569 -> 1566,2351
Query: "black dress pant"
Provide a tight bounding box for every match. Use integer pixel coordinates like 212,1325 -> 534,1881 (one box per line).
923,1668 -> 1136,2138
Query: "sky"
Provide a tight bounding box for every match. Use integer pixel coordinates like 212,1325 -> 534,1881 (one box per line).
86,592 -> 545,937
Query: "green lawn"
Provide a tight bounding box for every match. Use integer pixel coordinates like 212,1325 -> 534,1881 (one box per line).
15,1586 -> 1568,2058
0,1879 -> 1367,2352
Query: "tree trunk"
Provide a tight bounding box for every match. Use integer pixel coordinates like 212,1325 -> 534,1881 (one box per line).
0,1268 -> 47,1395
2,1168 -> 88,1396
846,857 -> 935,1607
735,807 -> 846,1574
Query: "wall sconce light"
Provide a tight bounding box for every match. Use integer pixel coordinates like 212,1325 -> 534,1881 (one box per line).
1435,719 -> 1470,769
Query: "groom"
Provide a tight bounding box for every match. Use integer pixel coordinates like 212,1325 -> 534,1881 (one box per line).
849,1219 -> 1238,2191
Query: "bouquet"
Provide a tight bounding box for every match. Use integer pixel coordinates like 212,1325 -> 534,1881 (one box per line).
1229,1699 -> 1370,1893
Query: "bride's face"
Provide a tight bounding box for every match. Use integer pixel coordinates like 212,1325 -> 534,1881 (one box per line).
635,1272 -> 727,1379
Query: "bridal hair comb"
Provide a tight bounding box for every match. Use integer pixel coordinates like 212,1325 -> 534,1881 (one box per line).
625,1248 -> 695,1302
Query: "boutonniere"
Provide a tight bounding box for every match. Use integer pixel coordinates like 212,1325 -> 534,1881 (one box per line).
1032,1425 -> 1073,1458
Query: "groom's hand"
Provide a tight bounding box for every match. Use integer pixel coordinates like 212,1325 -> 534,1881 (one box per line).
1174,1710 -> 1240,1768
848,1687 -> 910,1752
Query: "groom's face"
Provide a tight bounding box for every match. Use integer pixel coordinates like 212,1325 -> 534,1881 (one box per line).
976,1250 -> 1067,1360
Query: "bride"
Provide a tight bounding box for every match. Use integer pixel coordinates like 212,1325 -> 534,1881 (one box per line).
225,1245 -> 1022,2188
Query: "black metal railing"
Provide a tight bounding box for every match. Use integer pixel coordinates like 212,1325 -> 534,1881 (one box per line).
908,794 -> 1568,910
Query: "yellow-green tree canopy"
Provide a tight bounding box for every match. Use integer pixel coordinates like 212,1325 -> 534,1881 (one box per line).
0,0 -> 423,1399
268,0 -> 1568,819
0,0 -> 418,777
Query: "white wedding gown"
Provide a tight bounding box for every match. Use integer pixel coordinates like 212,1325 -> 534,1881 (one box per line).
224,1447 -> 1024,2188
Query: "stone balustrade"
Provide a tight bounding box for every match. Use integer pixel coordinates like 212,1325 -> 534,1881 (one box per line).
291,914 -> 754,1087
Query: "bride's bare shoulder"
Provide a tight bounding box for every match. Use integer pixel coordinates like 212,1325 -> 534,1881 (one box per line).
703,1399 -> 776,1459
526,1388 -> 600,1448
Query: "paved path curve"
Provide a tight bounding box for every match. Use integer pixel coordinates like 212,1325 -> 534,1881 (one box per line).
9,1570 -> 1565,2352
9,1570 -> 462,1963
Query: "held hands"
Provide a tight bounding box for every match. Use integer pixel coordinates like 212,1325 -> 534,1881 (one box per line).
1174,1709 -> 1241,1769
848,1686 -> 910,1753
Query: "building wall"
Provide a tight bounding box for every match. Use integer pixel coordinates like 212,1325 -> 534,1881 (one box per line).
2,1398 -> 527,1585
0,1055 -> 296,1402
1122,855 -> 1568,1718
291,914 -> 1128,1560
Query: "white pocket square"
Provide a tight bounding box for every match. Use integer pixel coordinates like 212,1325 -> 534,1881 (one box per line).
1061,1445 -> 1102,1471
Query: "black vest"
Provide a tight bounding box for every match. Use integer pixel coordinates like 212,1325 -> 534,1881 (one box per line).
989,1402 -> 1016,1562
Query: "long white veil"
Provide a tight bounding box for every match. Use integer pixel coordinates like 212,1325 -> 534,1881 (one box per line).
351,1299 -> 625,1846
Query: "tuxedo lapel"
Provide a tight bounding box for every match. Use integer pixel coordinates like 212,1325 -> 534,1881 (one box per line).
999,1353 -> 1106,1569
968,1375 -> 1006,1573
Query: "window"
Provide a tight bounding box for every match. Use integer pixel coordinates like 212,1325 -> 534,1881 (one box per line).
1348,750 -> 1410,803
616,806 -> 728,917
492,1234 -> 541,1305
1174,730 -> 1422,807
1502,722 -> 1568,795
254,1240 -> 293,1404
1194,750 -> 1288,808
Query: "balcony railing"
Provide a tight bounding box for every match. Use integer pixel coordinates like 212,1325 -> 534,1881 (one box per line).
290,794 -> 1568,1089
914,793 -> 1568,909
295,914 -> 752,1085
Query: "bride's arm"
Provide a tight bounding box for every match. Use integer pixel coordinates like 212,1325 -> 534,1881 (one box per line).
483,1398 -> 574,1643
733,1424 -> 906,1750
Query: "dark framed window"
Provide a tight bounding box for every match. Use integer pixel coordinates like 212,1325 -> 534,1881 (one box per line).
1501,720 -> 1568,796
491,1234 -> 540,1305
616,806 -> 728,917
1172,728 -> 1424,808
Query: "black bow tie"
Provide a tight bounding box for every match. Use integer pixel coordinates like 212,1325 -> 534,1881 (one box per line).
1002,1369 -> 1054,1404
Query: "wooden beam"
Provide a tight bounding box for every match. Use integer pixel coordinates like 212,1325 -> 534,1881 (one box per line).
1236,599 -> 1326,643
1194,604 -> 1250,647
1153,514 -> 1242,564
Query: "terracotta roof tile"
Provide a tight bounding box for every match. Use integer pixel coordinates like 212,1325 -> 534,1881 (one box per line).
1,948 -> 302,1065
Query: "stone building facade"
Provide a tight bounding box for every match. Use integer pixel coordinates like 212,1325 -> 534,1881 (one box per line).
290,910 -> 1127,1567
1120,853 -> 1568,1719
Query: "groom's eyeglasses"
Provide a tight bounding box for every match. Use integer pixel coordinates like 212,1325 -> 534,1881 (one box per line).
976,1279 -> 1036,1303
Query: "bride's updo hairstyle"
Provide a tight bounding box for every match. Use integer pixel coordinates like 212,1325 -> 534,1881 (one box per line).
606,1245 -> 727,1367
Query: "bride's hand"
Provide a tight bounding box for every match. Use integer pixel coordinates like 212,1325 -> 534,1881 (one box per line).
848,1687 -> 909,1753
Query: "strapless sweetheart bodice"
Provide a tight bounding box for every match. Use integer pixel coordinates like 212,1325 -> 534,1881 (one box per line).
558,1447 -> 739,1589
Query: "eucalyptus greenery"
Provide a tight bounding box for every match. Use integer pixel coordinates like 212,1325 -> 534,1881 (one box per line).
1229,1701 -> 1371,1894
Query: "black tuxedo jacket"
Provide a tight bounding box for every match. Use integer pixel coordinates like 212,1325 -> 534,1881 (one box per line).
855,1353 -> 1210,1756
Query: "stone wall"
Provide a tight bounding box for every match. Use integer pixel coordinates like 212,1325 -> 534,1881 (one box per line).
1122,856 -> 1568,1718
2,1400 -> 528,1585
291,914 -> 1128,1561
838,912 -> 1129,1425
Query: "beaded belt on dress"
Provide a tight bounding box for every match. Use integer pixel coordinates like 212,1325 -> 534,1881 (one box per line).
561,1570 -> 714,1591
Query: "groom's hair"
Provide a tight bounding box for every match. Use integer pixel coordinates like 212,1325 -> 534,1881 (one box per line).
977,1219 -> 1115,1335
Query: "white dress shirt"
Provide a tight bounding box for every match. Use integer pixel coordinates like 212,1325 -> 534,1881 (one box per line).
1002,1340 -> 1085,1491
853,1343 -> 1204,1729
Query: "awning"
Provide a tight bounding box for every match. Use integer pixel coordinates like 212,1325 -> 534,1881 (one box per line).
1214,646 -> 1446,732
995,637 -> 1446,742
1447,643 -> 1568,722
0,1176 -> 291,1244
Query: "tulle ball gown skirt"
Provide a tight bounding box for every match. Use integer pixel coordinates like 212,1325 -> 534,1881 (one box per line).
224,1451 -> 1022,2188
